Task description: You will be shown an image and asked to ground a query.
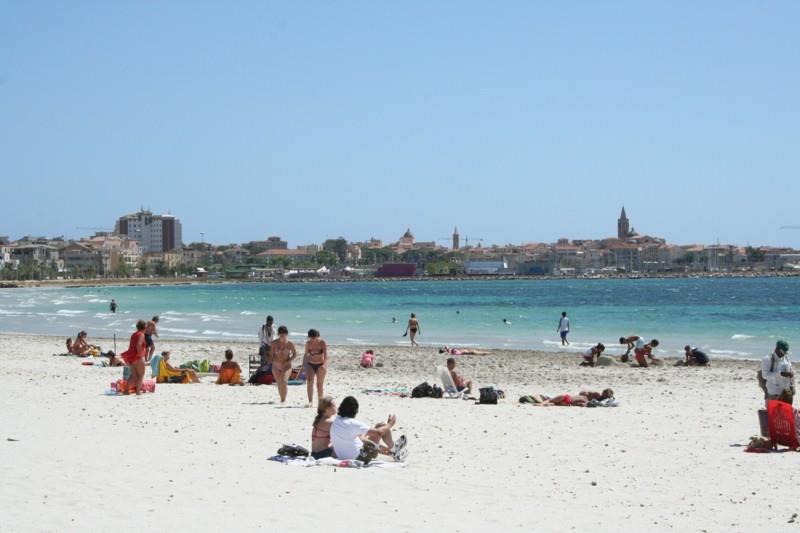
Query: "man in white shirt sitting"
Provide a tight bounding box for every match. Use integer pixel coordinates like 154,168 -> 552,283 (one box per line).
330,396 -> 407,463
761,340 -> 794,406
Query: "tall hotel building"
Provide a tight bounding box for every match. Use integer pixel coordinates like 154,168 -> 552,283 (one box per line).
114,210 -> 183,253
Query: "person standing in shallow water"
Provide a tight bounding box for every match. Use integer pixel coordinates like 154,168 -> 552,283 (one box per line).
404,313 -> 421,347
557,311 -> 570,346
109,299 -> 117,314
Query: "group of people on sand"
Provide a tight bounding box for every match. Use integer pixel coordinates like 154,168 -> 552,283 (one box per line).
311,395 -> 408,462
254,315 -> 330,406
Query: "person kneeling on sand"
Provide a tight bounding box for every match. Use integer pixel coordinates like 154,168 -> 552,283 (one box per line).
580,343 -> 606,366
446,357 -> 473,394
159,351 -> 201,383
682,346 -> 710,367
633,339 -> 660,367
330,396 -> 408,463
216,349 -> 244,385
311,396 -> 337,459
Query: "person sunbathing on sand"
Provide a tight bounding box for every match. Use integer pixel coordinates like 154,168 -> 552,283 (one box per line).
311,396 -> 337,459
69,331 -> 98,356
106,351 -> 125,367
526,388 -> 614,407
439,346 -> 492,356
159,351 -> 201,383
216,349 -> 244,385
331,396 -> 407,463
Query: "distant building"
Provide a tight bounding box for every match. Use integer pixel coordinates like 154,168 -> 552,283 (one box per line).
617,207 -> 634,239
376,263 -> 416,277
248,236 -> 288,250
114,209 -> 183,253
60,243 -> 101,275
464,259 -> 508,275
452,227 -> 460,250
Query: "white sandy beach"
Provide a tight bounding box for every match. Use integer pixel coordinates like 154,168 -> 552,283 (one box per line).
1,333 -> 797,532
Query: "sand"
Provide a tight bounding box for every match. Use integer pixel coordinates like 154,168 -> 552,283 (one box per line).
1,332 -> 797,532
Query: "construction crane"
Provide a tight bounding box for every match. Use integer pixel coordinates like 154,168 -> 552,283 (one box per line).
780,226 -> 800,230
76,227 -> 112,231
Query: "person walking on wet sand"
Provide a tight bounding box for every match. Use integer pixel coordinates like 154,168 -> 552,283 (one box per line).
557,312 -> 570,346
403,313 -> 421,347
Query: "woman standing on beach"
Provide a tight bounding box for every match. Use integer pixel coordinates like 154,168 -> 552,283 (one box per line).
120,320 -> 147,395
269,325 -> 297,404
304,329 -> 328,407
404,313 -> 421,347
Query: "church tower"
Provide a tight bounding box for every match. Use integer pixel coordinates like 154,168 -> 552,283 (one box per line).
617,207 -> 630,239
452,227 -> 460,250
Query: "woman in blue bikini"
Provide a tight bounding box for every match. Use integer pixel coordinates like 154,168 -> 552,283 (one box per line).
304,329 -> 328,407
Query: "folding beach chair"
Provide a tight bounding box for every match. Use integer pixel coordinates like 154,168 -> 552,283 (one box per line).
436,366 -> 468,399
248,353 -> 261,380
767,400 -> 800,451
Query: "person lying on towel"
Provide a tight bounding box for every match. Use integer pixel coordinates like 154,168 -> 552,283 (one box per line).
159,351 -> 200,383
526,388 -> 614,406
216,349 -> 244,385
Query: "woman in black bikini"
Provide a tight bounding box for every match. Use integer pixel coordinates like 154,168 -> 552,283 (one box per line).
404,313 -> 421,347
304,329 -> 328,407
269,325 -> 297,404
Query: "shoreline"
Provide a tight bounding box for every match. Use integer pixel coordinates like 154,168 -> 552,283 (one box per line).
11,331 -> 762,364
3,270 -> 800,289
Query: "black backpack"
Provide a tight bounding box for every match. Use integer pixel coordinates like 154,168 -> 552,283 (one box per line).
412,382 -> 433,398
277,444 -> 309,458
430,384 -> 444,399
479,387 -> 498,405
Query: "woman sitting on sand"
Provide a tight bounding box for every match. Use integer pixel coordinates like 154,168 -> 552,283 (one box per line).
269,325 -> 297,404
525,388 -> 614,407
439,346 -> 492,356
311,396 -> 337,459
68,331 -> 96,356
158,351 -> 201,383
216,349 -> 244,385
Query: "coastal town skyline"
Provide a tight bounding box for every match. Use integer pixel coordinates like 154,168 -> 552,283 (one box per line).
4,205 -> 800,280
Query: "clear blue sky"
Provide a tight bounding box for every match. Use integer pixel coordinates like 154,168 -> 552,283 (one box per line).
2,2 -> 799,248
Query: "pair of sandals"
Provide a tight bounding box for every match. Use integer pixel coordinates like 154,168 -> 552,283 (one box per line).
357,435 -> 408,464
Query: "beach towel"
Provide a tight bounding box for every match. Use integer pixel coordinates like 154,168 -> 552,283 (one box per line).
362,388 -> 410,397
267,456 -> 406,469
767,400 -> 799,450
109,379 -> 156,395
157,358 -> 187,384
150,354 -> 162,379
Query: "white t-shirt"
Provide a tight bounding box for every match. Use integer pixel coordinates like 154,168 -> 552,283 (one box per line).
558,317 -> 570,332
633,337 -> 645,351
331,416 -> 370,460
761,353 -> 793,396
583,347 -> 594,360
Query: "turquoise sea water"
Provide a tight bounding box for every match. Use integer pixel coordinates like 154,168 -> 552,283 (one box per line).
0,278 -> 797,359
